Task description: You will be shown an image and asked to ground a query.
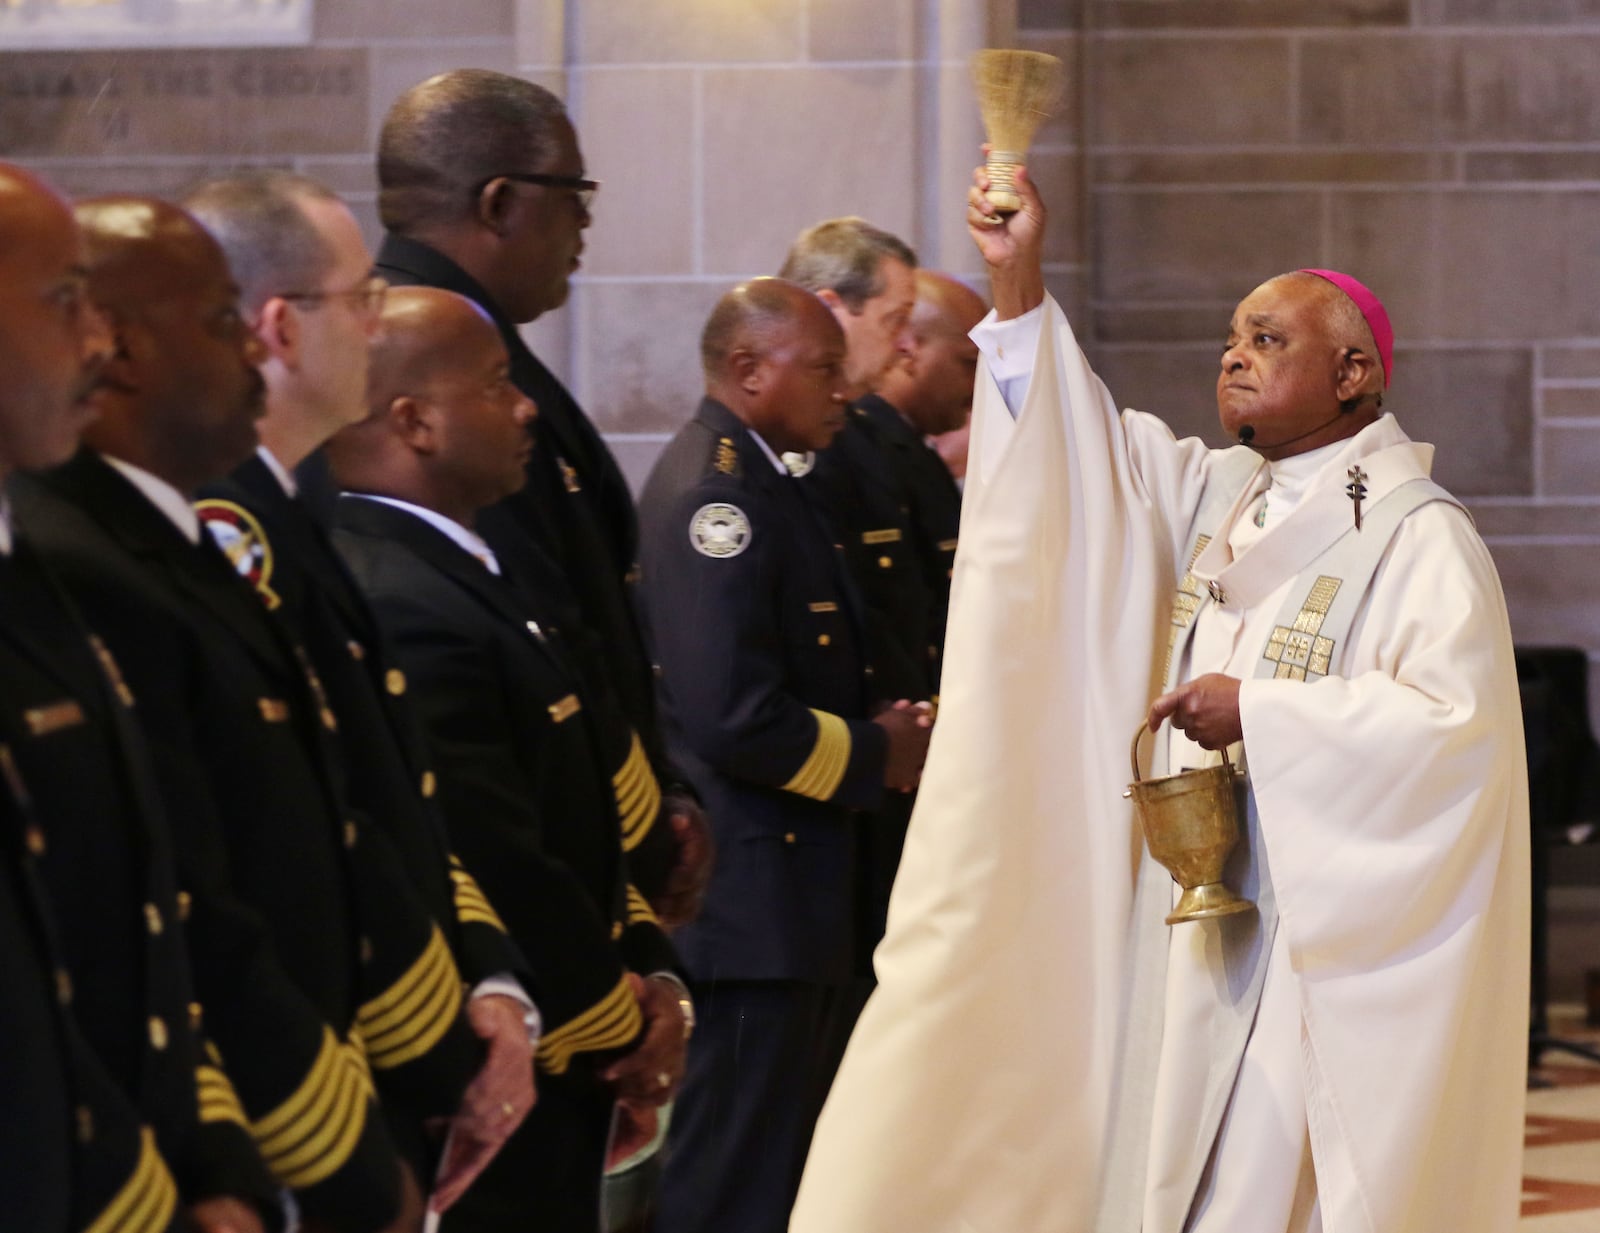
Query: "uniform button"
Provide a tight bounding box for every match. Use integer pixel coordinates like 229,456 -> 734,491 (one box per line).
176,891 -> 192,922
928,645 -> 938,660
653,663 -> 664,679
148,1016 -> 168,1051
833,543 -> 843,551
360,937 -> 374,964
783,832 -> 797,845
144,903 -> 163,935
878,556 -> 893,569
321,707 -> 339,732
76,1106 -> 94,1144
385,668 -> 407,696
420,771 -> 437,799
25,827 -> 45,857
817,634 -> 831,647
56,969 -> 73,1006
611,922 -> 623,941
525,620 -> 542,637
188,1002 -> 203,1031
347,640 -> 366,661
343,820 -> 359,849
864,665 -> 875,678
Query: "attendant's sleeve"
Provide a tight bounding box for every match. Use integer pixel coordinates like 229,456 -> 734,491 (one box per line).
971,302 -> 1046,416
367,592 -> 642,1076
62,588 -> 404,1233
645,486 -> 887,810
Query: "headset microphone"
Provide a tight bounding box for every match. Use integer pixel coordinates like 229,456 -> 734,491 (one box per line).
1236,392 -> 1382,450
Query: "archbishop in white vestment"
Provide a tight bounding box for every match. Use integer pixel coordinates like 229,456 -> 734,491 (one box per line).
790,168 -> 1529,1233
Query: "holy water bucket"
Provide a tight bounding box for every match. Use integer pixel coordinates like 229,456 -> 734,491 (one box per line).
1125,724 -> 1254,925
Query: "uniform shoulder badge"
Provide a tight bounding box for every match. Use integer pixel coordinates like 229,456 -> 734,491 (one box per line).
714,437 -> 741,476
689,502 -> 752,559
195,499 -> 280,610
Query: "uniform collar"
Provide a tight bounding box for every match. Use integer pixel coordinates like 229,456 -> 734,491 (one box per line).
255,444 -> 298,498
344,493 -> 502,575
103,453 -> 200,545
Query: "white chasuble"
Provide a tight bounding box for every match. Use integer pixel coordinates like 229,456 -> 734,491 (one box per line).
792,295 -> 1528,1233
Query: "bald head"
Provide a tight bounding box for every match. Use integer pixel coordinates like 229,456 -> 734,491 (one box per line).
0,164 -> 106,474
76,196 -> 235,323
328,286 -> 534,525
876,271 -> 988,436
378,70 -> 571,235
366,286 -> 501,413
1262,271 -> 1384,400
72,195 -> 266,493
702,278 -> 849,454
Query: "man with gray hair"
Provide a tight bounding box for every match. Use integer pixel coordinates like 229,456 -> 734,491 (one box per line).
182,169 -> 539,1218
372,70 -> 711,933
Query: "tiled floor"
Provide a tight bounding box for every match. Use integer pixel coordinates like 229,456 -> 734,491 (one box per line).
1523,1008 -> 1600,1230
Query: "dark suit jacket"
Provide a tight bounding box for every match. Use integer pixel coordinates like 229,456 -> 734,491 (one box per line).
0,534 -> 276,1217
849,393 -> 961,695
636,399 -> 888,985
196,456 -> 528,990
0,751 -> 184,1233
373,235 -> 681,888
14,450 -> 482,1233
333,494 -> 678,1037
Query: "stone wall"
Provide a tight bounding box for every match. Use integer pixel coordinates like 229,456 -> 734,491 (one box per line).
4,0 -> 1596,712
1019,0 -> 1600,716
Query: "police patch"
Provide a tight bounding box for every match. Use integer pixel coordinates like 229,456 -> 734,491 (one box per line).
195,499 -> 281,610
689,503 -> 752,559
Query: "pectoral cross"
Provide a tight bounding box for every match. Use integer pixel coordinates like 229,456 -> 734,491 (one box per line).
1345,466 -> 1369,531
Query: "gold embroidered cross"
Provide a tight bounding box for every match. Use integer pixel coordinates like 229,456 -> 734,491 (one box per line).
1262,575 -> 1343,680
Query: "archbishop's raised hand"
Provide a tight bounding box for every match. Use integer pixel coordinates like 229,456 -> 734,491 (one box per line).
967,147 -> 1046,319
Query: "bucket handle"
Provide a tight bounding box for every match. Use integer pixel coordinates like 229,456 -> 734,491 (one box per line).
1130,720 -> 1233,784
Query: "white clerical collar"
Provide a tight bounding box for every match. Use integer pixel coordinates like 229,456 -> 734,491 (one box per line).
103,454 -> 201,545
256,445 -> 298,498
747,429 -> 790,476
0,497 -> 13,557
349,493 -> 502,575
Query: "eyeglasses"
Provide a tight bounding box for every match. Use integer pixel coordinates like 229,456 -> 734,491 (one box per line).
278,275 -> 389,315
474,172 -> 600,212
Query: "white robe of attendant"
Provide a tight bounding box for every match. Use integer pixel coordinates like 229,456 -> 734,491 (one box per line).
791,294 -> 1529,1233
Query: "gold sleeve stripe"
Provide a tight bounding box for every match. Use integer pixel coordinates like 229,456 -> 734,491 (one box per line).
266,1056 -> 369,1188
358,928 -> 464,1069
612,732 -> 661,851
625,885 -> 659,927
536,974 -> 643,1075
84,1128 -> 178,1233
252,1027 -> 341,1149
449,862 -> 508,932
339,1031 -> 376,1099
196,1064 -> 248,1127
780,710 -> 852,801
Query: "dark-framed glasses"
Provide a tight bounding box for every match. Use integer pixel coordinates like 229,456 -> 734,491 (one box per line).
278,275 -> 389,314
474,172 -> 600,211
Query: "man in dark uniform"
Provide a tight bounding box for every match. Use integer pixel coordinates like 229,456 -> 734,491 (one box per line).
847,269 -> 985,701
0,162 -> 270,1233
638,279 -> 932,1233
324,286 -> 690,1233
181,169 -> 537,1216
13,197 -> 481,1233
370,69 -> 709,922
777,220 -> 938,996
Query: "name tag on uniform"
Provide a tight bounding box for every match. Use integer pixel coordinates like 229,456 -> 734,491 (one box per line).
861,529 -> 902,545
808,602 -> 838,613
257,698 -> 290,723
23,700 -> 85,738
547,695 -> 582,724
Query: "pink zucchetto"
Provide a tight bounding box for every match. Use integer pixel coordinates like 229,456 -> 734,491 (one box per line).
1297,268 -> 1394,388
